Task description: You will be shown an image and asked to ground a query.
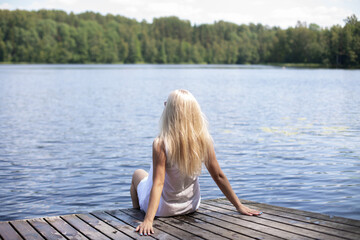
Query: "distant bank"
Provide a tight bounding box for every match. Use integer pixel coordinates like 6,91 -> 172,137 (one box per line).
0,10 -> 359,68
1,62 -> 356,69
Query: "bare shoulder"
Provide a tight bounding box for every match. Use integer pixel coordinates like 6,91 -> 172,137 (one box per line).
153,137 -> 164,149
205,142 -> 219,170
152,137 -> 166,159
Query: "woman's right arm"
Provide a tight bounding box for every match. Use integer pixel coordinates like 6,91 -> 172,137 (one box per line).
135,138 -> 166,235
205,145 -> 261,216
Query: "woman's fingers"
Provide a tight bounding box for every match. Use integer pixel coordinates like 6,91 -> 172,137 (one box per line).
145,226 -> 153,235
250,209 -> 262,215
135,223 -> 154,236
135,224 -> 145,235
238,205 -> 262,216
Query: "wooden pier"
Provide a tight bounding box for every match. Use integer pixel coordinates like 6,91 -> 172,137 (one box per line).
1,198 -> 359,239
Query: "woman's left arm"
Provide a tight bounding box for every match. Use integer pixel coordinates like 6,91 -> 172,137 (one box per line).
135,139 -> 166,236
206,145 -> 261,216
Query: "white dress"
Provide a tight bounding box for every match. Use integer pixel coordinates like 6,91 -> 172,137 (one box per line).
137,155 -> 201,217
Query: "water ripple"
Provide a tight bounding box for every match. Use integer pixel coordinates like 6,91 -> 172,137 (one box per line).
0,65 -> 360,221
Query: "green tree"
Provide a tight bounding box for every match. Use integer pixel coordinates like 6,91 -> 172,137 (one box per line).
342,15 -> 360,66
0,38 -> 6,61
126,33 -> 142,63
156,40 -> 167,63
0,9 -> 359,67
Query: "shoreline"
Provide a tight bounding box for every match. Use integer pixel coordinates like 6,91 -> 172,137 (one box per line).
1,62 -> 359,69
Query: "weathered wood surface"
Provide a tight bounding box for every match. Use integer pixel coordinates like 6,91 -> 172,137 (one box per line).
1,198 -> 359,239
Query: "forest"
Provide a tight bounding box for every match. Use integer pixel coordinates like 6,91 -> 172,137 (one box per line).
0,9 -> 359,67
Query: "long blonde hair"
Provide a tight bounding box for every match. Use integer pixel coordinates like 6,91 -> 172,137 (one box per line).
159,89 -> 213,176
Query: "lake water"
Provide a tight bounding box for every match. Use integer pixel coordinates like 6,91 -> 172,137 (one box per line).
0,64 -> 359,221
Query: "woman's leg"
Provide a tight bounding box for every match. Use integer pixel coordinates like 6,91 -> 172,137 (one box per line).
130,169 -> 148,208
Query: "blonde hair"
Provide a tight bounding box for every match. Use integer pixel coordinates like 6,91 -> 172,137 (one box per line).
159,89 -> 213,176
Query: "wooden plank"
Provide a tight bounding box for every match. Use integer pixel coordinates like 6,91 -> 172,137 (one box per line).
215,198 -> 360,228
158,216 -> 229,240
61,214 -> 111,240
197,206 -> 312,240
207,199 -> 360,239
3,198 -> 360,240
237,200 -> 360,234
0,222 -> 23,240
92,211 -> 154,240
122,208 -> 203,240
11,220 -> 44,240
172,214 -> 255,240
215,198 -> 360,232
201,203 -> 346,240
28,218 -> 66,240
110,209 -> 178,240
186,211 -> 280,240
45,216 -> 88,240
77,213 -> 132,239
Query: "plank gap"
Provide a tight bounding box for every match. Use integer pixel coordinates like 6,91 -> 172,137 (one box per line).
89,212 -> 136,240
118,209 -> 181,240
174,214 -> 253,240
105,211 -> 158,240
103,211 -> 140,230
218,199 -> 360,228
201,204 -> 344,240
42,218 -> 71,240
210,199 -> 360,236
198,207 -> 314,240
195,210 -> 289,240
204,201 -> 328,233
59,216 -> 91,240
8,221 -> 27,240
0,221 -> 24,240
26,219 -> 55,240
188,213 -> 279,240
156,219 -> 207,240
91,211 -> 149,240
205,200 -> 360,239
74,214 -> 114,240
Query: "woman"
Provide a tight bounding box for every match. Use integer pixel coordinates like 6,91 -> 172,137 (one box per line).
130,89 -> 261,236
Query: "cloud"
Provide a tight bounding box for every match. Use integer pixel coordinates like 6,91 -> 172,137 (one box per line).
268,5 -> 353,27
0,2 -> 12,9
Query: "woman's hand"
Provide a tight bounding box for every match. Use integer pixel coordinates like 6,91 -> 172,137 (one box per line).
237,204 -> 262,216
135,219 -> 154,236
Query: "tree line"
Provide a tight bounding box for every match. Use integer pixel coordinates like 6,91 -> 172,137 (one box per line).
0,10 -> 359,67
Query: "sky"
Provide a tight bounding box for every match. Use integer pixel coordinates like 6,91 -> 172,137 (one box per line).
0,0 -> 359,28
